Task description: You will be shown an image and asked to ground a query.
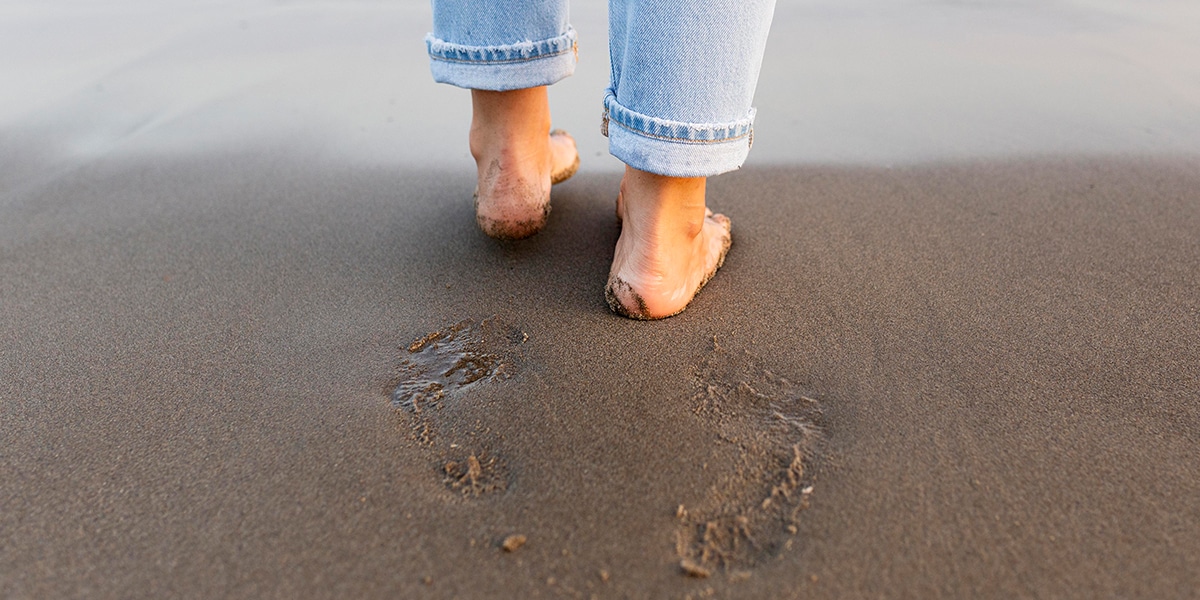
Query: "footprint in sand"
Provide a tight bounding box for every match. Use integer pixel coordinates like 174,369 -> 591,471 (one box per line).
391,316 -> 527,497
674,340 -> 823,576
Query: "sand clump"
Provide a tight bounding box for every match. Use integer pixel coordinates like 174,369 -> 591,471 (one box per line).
443,452 -> 508,496
680,558 -> 712,578
501,534 -> 527,553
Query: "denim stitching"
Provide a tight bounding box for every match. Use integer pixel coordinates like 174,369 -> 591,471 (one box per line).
429,46 -> 574,65
604,92 -> 754,144
609,117 -> 751,145
426,28 -> 577,66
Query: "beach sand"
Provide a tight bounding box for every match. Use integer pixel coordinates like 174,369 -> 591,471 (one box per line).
3,155 -> 1198,598
3,1 -> 1200,598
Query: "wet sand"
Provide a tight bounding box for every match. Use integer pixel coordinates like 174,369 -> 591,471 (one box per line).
4,0 -> 1200,598
3,155 -> 1199,598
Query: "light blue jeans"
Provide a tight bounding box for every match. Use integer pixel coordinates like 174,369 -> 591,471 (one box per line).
427,0 -> 776,178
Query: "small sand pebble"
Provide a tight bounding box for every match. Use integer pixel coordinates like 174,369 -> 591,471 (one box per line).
680,559 -> 711,578
501,534 -> 527,552
676,504 -> 687,519
599,569 -> 610,583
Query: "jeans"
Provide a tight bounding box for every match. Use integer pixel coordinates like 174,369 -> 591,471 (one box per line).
426,0 -> 776,178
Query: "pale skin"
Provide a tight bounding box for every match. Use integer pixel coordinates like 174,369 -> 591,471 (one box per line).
469,86 -> 732,320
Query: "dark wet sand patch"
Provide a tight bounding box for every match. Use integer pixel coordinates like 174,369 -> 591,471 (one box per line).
392,316 -> 526,413
390,316 -> 528,498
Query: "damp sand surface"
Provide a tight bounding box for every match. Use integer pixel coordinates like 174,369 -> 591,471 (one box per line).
3,156 -> 1200,598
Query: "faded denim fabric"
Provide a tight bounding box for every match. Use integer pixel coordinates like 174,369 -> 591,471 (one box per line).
426,0 -> 577,91
428,0 -> 775,177
606,0 -> 775,176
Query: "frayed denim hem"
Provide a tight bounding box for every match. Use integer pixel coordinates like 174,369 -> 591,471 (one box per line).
427,28 -> 577,91
603,92 -> 755,177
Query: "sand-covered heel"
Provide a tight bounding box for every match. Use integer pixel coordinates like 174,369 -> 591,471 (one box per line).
604,213 -> 732,320
473,185 -> 551,241
473,129 -> 578,240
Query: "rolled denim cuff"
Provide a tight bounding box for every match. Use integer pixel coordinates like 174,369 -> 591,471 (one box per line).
603,92 -> 755,178
426,27 -> 577,91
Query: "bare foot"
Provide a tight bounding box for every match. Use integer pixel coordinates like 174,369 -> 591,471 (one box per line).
605,167 -> 732,320
469,87 -> 579,240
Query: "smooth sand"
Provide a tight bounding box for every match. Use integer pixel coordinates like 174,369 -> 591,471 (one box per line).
2,154 -> 1198,598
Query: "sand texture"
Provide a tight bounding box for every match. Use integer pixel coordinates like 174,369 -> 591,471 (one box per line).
3,155 -> 1199,598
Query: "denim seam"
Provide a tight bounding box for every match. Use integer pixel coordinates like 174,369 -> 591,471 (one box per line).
603,93 -> 754,145
608,117 -> 752,145
426,28 -> 576,66
429,46 -> 574,65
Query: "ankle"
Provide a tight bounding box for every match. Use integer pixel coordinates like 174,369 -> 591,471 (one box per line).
469,88 -> 552,161
620,167 -> 708,241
